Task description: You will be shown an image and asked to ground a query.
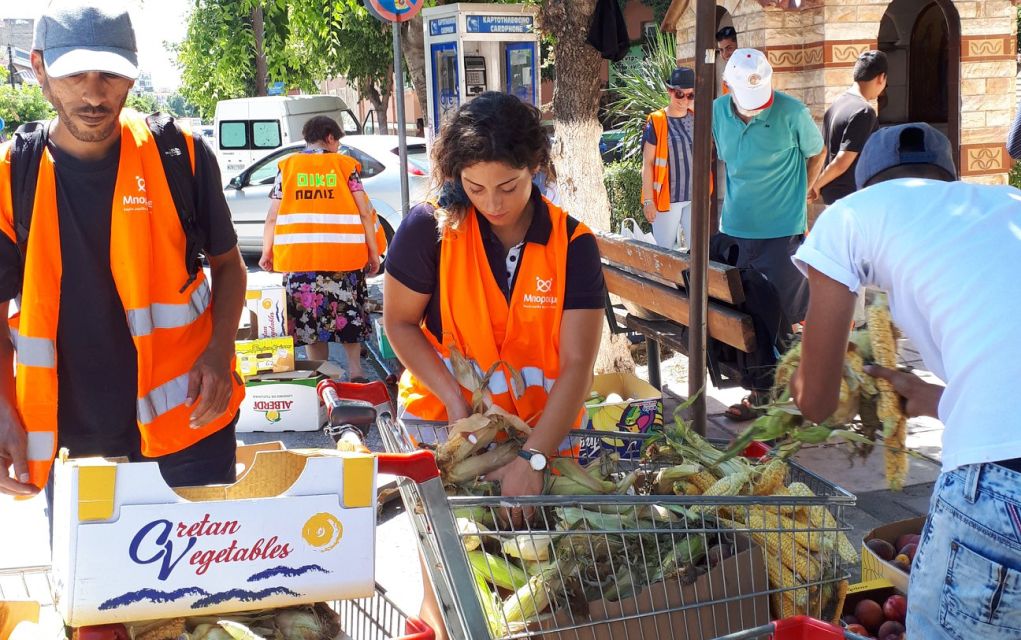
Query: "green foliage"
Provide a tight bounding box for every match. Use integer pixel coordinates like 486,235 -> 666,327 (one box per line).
1010,159 -> 1021,190
176,0 -> 325,119
166,94 -> 200,119
606,29 -> 676,161
0,84 -> 55,134
125,92 -> 159,114
603,159 -> 647,232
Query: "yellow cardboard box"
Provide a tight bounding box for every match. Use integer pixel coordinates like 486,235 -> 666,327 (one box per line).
235,337 -> 295,378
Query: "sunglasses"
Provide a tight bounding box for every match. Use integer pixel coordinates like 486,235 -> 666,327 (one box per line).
672,89 -> 695,100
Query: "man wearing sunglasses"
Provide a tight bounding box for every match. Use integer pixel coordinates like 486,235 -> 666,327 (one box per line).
641,67 -> 698,250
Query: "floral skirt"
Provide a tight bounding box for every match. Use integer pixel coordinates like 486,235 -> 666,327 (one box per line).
284,270 -> 372,346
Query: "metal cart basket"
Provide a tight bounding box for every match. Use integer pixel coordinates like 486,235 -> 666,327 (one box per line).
379,416 -> 857,640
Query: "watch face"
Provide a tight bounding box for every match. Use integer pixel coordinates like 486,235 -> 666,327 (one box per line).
529,452 -> 547,471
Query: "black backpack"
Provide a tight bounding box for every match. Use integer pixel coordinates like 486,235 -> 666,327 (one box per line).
9,113 -> 205,293
703,235 -> 795,393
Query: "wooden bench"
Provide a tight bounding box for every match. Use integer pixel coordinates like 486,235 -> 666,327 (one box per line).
597,232 -> 756,390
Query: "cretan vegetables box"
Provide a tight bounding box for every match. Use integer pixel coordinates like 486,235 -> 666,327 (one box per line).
51,443 -> 378,627
246,286 -> 288,339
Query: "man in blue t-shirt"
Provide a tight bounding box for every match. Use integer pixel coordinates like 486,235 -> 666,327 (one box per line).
712,48 -> 825,327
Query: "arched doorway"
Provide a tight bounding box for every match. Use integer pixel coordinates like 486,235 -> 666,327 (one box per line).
877,0 -> 961,169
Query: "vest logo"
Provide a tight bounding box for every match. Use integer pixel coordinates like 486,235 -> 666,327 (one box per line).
122,175 -> 152,212
522,276 -> 558,308
293,171 -> 338,201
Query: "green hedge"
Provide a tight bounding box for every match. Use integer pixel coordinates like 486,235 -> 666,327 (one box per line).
603,159 -> 650,234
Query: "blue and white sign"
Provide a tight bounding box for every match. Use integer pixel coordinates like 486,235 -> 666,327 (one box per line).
267,81 -> 285,96
429,17 -> 456,36
465,15 -> 533,34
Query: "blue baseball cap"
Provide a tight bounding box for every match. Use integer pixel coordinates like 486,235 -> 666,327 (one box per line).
666,67 -> 695,90
33,0 -> 139,80
855,123 -> 957,189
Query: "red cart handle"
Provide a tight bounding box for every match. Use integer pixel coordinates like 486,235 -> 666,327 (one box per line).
376,450 -> 440,484
401,617 -> 435,640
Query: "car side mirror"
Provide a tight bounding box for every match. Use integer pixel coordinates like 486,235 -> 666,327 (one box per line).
227,175 -> 243,190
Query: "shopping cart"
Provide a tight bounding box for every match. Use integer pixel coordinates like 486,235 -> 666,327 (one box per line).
0,564 -> 433,639
379,416 -> 858,640
711,616 -> 871,639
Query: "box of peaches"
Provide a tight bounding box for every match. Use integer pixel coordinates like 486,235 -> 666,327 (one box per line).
840,580 -> 907,640
860,516 -> 924,593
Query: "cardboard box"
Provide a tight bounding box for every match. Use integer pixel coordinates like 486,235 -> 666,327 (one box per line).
374,318 -> 396,360
237,360 -> 344,433
51,443 -> 379,627
246,286 -> 288,338
861,516 -> 925,593
578,373 -> 663,462
533,535 -> 770,639
236,336 -> 296,378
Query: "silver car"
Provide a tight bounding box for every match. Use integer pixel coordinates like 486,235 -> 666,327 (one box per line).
223,135 -> 431,253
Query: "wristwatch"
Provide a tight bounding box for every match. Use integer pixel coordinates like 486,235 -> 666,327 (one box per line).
643,199 -> 654,207
518,448 -> 548,472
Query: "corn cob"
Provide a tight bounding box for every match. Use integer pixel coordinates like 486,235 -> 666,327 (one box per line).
885,417 -> 909,490
468,550 -> 529,591
765,558 -> 809,618
443,441 -> 520,484
752,458 -> 788,496
457,517 -> 486,551
721,513 -> 824,584
471,556 -> 506,638
691,471 -> 751,515
672,480 -> 702,496
549,457 -> 617,494
653,463 -> 702,494
687,470 -> 719,493
749,506 -> 835,554
502,534 -> 554,562
830,579 -> 849,625
785,482 -> 858,565
845,349 -> 877,396
502,570 -> 554,626
867,295 -> 902,426
772,341 -> 802,397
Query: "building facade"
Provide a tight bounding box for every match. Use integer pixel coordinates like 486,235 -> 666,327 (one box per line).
666,0 -> 1017,184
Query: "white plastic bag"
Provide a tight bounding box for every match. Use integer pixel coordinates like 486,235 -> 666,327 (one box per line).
618,218 -> 657,245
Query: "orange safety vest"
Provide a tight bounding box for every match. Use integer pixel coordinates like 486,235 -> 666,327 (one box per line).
273,152 -> 386,273
398,198 -> 588,427
0,112 -> 245,491
647,108 -> 712,213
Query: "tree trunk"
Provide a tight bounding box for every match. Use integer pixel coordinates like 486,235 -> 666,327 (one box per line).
360,79 -> 390,135
539,0 -> 633,374
252,4 -> 268,96
401,14 -> 429,128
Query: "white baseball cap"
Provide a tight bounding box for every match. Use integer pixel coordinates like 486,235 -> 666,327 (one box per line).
723,49 -> 773,111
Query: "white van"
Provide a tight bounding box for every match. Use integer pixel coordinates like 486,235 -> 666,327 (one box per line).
213,95 -> 361,180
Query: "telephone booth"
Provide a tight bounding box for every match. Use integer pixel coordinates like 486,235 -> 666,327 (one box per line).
422,3 -> 540,132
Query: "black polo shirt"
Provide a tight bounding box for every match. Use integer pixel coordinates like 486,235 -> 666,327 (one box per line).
385,189 -> 606,342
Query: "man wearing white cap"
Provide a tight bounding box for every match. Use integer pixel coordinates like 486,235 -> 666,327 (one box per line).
712,49 -> 825,328
0,0 -> 247,500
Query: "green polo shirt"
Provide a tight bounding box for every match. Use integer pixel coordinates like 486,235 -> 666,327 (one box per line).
712,91 -> 824,239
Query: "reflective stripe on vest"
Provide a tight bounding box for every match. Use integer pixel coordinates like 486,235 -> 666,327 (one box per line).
276,213 -> 362,225
126,280 -> 211,338
26,430 -> 55,462
1,110 -> 245,491
274,232 -> 366,246
137,372 -> 191,425
10,330 -> 55,368
438,356 -> 557,396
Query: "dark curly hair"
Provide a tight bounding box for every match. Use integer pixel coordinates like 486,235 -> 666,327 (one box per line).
431,92 -> 552,231
302,115 -> 343,144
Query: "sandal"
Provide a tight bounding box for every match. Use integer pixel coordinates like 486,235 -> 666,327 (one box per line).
725,390 -> 769,421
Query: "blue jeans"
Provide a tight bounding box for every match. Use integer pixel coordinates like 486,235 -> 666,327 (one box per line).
906,463 -> 1021,639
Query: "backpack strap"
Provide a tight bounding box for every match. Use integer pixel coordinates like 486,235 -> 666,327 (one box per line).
145,112 -> 207,293
10,121 -> 49,258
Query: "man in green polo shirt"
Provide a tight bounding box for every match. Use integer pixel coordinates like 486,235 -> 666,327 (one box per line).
712,48 -> 825,328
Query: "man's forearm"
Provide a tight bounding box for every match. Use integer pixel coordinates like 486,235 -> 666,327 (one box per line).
208,250 -> 248,356
806,150 -> 827,186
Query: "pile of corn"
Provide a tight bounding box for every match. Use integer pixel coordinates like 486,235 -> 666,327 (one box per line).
641,420 -> 855,624
724,294 -> 909,490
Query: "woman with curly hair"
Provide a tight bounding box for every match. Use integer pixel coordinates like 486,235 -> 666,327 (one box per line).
383,92 -> 606,635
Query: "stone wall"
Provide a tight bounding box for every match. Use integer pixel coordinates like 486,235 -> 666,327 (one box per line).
671,0 -> 1017,184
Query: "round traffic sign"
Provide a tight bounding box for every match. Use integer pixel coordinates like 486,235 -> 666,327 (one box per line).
363,0 -> 425,23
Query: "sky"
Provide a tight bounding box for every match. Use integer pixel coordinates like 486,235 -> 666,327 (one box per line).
2,0 -> 192,90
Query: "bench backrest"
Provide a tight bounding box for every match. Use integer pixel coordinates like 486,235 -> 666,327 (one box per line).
596,232 -> 757,353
